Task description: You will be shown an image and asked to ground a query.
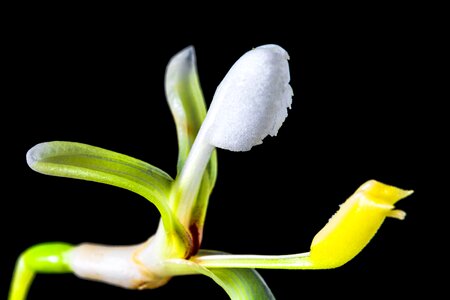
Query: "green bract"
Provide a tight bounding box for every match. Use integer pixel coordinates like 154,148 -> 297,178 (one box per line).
9,45 -> 412,300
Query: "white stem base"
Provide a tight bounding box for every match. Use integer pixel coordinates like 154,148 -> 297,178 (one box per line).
68,242 -> 170,290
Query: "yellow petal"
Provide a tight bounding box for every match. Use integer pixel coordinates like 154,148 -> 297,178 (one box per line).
309,180 -> 413,269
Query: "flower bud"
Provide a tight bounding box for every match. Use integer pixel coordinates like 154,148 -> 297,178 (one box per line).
205,44 -> 293,151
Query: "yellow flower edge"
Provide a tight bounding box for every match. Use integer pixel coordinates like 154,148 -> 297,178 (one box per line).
309,179 -> 413,269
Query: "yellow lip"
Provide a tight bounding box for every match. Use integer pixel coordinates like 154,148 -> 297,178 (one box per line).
309,180 -> 413,269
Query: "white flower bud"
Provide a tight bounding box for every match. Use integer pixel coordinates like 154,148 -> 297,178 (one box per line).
174,45 -> 294,226
204,44 -> 293,151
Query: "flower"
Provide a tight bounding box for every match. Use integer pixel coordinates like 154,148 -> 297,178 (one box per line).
9,45 -> 413,300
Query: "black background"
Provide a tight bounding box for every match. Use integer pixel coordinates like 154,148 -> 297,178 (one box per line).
2,3 -> 444,299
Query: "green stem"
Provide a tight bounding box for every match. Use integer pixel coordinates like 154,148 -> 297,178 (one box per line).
8,255 -> 35,300
171,129 -> 214,227
193,251 -> 315,270
8,242 -> 74,300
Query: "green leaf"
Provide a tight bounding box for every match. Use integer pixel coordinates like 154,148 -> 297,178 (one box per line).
204,267 -> 275,300
166,250 -> 275,300
165,46 -> 218,247
26,141 -> 190,248
165,45 -> 217,182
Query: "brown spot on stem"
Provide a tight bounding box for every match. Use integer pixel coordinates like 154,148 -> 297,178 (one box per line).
187,223 -> 201,258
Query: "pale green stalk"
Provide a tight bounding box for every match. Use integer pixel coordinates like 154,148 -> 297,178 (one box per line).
9,243 -> 73,300
194,252 -> 313,269
171,130 -> 214,227
9,256 -> 35,300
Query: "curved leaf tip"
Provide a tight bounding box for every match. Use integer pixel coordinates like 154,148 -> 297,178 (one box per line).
26,142 -> 47,169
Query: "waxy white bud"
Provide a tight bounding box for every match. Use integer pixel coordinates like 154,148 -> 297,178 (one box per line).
204,44 -> 293,151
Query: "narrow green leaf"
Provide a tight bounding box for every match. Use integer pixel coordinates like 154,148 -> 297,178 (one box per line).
165,46 -> 217,246
165,45 -> 217,182
27,141 -> 173,192
165,250 -> 275,300
26,141 -> 190,249
204,266 -> 275,300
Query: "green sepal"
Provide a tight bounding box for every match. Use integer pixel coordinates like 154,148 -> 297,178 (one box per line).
26,141 -> 192,254
204,267 -> 275,300
166,250 -> 275,300
165,45 -> 217,183
165,46 -> 218,247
